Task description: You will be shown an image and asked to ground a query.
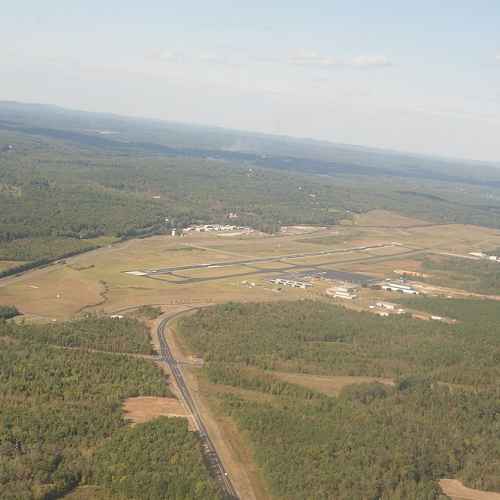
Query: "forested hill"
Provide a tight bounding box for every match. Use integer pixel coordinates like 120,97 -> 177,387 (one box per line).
2,101 -> 500,266
2,100 -> 500,186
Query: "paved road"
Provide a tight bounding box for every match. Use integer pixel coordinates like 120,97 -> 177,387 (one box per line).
157,312 -> 238,499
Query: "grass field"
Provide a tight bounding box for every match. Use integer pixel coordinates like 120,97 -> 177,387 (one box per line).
2,211 -> 500,320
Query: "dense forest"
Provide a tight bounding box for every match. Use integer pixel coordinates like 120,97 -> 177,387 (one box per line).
93,418 -> 220,500
177,299 -> 500,499
5,315 -> 156,354
0,305 -> 19,320
178,300 -> 500,385
0,317 -> 220,499
2,111 -> 500,267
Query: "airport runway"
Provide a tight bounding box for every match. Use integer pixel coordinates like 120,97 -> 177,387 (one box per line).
145,243 -> 392,276
142,245 -> 429,285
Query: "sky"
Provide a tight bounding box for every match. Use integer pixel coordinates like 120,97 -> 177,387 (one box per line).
2,1 -> 500,162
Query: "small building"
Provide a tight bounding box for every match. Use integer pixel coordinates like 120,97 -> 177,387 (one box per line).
328,286 -> 358,300
381,282 -> 418,295
376,301 -> 397,310
110,314 -> 124,320
270,278 -> 312,289
375,301 -> 406,314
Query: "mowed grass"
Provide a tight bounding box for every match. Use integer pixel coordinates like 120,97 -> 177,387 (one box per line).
0,265 -> 105,319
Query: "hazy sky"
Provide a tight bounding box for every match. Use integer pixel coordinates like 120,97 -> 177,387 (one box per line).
2,1 -> 500,162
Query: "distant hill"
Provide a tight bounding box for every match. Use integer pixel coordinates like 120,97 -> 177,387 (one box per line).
1,100 -> 500,187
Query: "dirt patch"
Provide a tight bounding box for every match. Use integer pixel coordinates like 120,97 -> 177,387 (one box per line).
123,396 -> 190,426
273,372 -> 394,396
440,479 -> 500,500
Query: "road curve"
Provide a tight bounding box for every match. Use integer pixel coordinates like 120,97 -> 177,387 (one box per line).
157,311 -> 239,499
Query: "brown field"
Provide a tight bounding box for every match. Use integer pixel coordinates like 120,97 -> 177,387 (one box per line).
0,265 -> 105,319
349,210 -> 431,227
123,396 -> 190,426
440,479 -> 500,500
280,225 -> 327,235
273,372 -> 394,396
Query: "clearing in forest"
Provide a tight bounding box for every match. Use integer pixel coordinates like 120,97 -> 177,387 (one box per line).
273,372 -> 394,396
440,479 -> 500,500
123,396 -> 190,427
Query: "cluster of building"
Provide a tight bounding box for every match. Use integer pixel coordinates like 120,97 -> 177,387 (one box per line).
184,224 -> 250,233
369,301 -> 406,317
393,269 -> 428,278
469,252 -> 500,263
270,278 -> 312,289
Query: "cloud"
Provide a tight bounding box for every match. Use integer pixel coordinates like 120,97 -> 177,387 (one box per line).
290,49 -> 392,69
198,52 -> 223,63
146,49 -> 232,65
146,49 -> 183,62
351,55 -> 392,68
290,49 -> 341,67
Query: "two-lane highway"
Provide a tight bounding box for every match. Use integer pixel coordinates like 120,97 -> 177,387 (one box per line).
157,312 -> 238,499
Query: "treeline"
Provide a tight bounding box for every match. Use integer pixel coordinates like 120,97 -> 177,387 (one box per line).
177,299 -> 500,498
0,237 -> 104,262
0,317 -> 220,499
6,315 -> 155,354
221,380 -> 500,499
0,305 -> 19,320
0,244 -> 99,279
0,135 -> 346,263
3,128 -> 500,266
178,300 -> 500,385
134,305 -> 163,320
417,255 -> 500,295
